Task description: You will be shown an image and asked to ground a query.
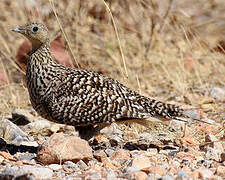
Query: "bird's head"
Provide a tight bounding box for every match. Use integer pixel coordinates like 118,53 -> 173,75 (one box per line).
12,23 -> 50,50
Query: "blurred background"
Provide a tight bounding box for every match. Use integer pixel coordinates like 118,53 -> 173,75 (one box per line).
0,0 -> 224,120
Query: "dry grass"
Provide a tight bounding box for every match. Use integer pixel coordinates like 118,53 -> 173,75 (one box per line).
0,0 -> 224,140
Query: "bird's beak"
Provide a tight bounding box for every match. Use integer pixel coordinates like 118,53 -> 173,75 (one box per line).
12,27 -> 25,34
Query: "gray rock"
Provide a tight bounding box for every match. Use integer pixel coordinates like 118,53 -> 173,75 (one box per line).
105,148 -> 115,157
49,164 -> 62,171
20,165 -> 53,179
123,166 -> 140,173
182,110 -> 200,120
106,170 -> 117,180
61,175 -> 82,180
177,170 -> 189,179
0,166 -> 43,179
112,128 -> 123,135
130,150 -> 141,157
169,120 -> 185,132
196,159 -> 212,168
89,172 -> 101,179
20,141 -> 39,147
24,120 -> 51,132
209,87 -> 225,101
0,119 -> 30,145
16,153 -> 36,161
111,135 -> 123,143
63,161 -> 79,170
77,160 -> 88,169
205,147 -> 220,162
161,174 -> 174,180
1,166 -> 20,176
147,173 -> 162,180
168,150 -> 179,157
172,159 -> 180,167
139,132 -> 153,142
11,135 -> 24,145
11,109 -> 37,125
0,173 -> 34,180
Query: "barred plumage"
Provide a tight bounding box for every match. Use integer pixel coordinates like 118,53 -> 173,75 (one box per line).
12,23 -> 206,135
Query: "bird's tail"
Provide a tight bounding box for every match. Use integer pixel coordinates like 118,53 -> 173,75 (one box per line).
137,96 -> 214,124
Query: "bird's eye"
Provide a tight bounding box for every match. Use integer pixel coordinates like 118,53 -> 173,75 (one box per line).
32,26 -> 39,33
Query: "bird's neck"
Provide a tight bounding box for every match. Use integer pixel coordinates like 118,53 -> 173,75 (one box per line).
29,43 -> 57,66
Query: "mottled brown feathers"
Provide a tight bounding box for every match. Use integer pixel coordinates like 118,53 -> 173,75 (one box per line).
13,23 -> 186,127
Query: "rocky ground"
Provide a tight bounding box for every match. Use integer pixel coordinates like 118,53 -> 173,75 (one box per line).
0,87 -> 225,180
0,0 -> 225,179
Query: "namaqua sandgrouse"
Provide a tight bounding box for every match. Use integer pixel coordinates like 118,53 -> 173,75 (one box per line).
12,23 -> 208,137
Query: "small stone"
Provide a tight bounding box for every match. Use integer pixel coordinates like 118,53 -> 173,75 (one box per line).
197,167 -> 213,179
93,150 -> 107,162
88,172 -> 101,179
209,87 -> 225,101
168,150 -> 178,157
16,153 -> 36,161
182,110 -> 200,120
147,148 -> 158,156
101,156 -> 116,169
50,124 -> 61,133
112,128 -> 123,135
11,108 -> 37,125
133,171 -> 148,180
196,159 -> 212,169
106,170 -> 117,180
177,170 -> 189,179
161,174 -> 174,180
1,165 -> 53,179
142,165 -> 165,176
20,141 -> 39,147
216,166 -> 225,177
124,131 -> 139,141
110,149 -> 130,161
11,135 -> 24,145
130,150 -> 141,157
49,164 -> 62,171
37,133 -> 93,164
0,119 -> 29,145
105,149 -> 115,157
201,104 -> 214,111
100,123 -> 120,136
0,155 -> 4,163
77,160 -> 88,169
139,133 -> 154,142
63,161 -> 79,170
21,165 -> 54,179
172,159 -> 180,167
205,147 -> 220,162
221,152 -> 225,162
169,120 -> 185,132
132,155 -> 152,170
24,120 -> 51,132
205,134 -> 224,152
124,166 -> 140,173
110,135 -> 122,145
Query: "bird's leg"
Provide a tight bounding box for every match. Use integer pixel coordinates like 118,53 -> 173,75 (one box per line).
75,124 -> 109,140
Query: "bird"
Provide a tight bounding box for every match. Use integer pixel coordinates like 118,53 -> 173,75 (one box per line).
12,22 -> 210,138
